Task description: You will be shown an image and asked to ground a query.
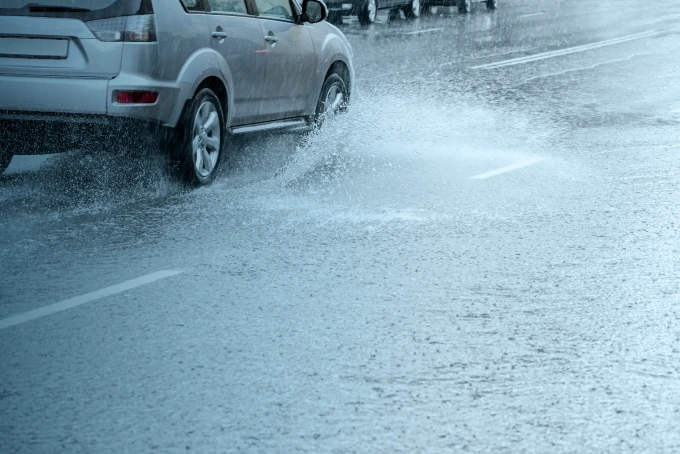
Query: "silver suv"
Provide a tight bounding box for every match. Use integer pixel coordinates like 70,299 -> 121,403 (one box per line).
0,0 -> 354,185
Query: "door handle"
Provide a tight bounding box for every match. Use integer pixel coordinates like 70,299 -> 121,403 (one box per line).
264,35 -> 279,43
212,31 -> 229,38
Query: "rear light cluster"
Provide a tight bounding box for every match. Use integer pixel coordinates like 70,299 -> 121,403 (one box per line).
86,15 -> 156,42
115,91 -> 158,104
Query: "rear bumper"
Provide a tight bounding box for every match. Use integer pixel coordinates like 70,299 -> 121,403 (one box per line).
0,75 -> 108,114
0,73 -> 182,127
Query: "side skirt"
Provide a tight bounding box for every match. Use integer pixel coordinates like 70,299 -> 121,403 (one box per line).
229,117 -> 313,136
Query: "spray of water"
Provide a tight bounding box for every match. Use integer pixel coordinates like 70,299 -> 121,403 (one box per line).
274,81 -> 550,192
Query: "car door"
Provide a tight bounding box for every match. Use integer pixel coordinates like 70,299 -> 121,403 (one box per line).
206,0 -> 267,126
253,0 -> 317,121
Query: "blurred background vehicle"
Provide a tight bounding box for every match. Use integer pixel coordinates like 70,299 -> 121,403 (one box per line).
325,0 -> 423,25
421,0 -> 496,14
324,0 -> 495,24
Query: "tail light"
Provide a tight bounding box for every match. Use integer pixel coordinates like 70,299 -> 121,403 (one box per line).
86,15 -> 156,42
115,91 -> 159,104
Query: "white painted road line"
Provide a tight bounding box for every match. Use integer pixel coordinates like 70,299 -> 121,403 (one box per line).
518,12 -> 545,19
471,29 -> 668,69
0,270 -> 182,331
471,158 -> 546,180
404,28 -> 444,35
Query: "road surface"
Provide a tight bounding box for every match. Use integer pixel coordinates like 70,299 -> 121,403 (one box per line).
2,0 -> 680,451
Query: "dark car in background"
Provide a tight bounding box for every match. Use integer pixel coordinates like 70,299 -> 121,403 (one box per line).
325,0 -> 421,25
421,0 -> 496,14
325,0 -> 495,25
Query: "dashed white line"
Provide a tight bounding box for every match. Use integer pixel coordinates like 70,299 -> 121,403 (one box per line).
404,27 -> 444,35
471,29 -> 669,69
471,158 -> 546,180
518,12 -> 545,18
520,52 -> 657,83
471,46 -> 542,60
0,270 -> 182,331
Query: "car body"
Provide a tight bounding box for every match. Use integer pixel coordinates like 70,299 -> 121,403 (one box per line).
0,0 -> 354,184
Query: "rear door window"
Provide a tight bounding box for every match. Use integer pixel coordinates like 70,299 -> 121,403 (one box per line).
180,0 -> 203,11
208,0 -> 248,15
253,0 -> 294,21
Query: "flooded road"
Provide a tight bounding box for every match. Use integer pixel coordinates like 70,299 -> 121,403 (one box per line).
3,0 -> 680,451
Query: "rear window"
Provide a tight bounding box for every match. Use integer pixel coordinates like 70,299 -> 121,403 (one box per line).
0,0 -> 153,19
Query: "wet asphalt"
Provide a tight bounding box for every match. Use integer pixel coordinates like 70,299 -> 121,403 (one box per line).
3,0 -> 680,451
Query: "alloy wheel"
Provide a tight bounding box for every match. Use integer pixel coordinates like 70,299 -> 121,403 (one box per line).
191,101 -> 221,178
409,0 -> 420,17
368,0 -> 377,22
324,83 -> 346,116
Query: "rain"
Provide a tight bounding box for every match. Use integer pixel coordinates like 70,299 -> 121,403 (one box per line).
2,0 -> 680,451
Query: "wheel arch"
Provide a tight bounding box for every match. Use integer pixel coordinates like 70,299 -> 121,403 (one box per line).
307,56 -> 353,117
170,48 -> 234,129
194,76 -> 229,125
325,60 -> 352,98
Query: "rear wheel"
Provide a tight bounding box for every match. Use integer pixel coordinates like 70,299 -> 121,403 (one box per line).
486,0 -> 496,9
171,88 -> 225,186
358,0 -> 378,25
314,73 -> 349,126
403,0 -> 421,19
0,150 -> 12,175
458,0 -> 470,13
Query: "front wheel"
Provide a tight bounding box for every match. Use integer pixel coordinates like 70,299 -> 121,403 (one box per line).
403,0 -> 421,19
0,150 -> 12,175
171,88 -> 225,186
458,0 -> 470,13
358,0 -> 378,25
314,73 -> 349,126
486,0 -> 496,9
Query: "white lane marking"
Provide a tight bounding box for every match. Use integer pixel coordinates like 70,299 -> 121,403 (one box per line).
471,158 -> 546,180
356,27 -> 664,81
0,270 -> 182,331
471,46 -> 542,60
404,27 -> 444,35
471,29 -> 668,69
518,12 -> 545,18
519,52 -> 657,83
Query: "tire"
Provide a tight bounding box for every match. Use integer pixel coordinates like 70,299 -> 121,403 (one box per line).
403,0 -> 421,19
458,0 -> 470,13
358,0 -> 378,25
420,4 -> 433,15
170,88 -> 225,186
314,73 -> 349,126
0,150 -> 12,175
486,0 -> 496,9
